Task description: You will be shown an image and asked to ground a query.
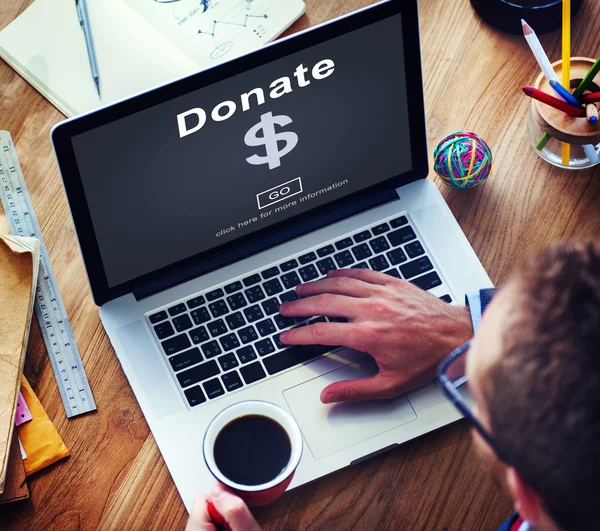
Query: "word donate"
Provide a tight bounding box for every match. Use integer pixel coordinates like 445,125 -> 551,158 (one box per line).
257,177 -> 303,210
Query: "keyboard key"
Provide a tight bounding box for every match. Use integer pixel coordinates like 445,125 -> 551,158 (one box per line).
280,259 -> 298,272
225,312 -> 246,330
149,310 -> 168,324
299,264 -> 319,282
281,271 -> 301,289
261,266 -> 280,279
308,316 -> 327,325
384,268 -> 402,279
167,303 -> 186,317
206,288 -> 224,302
240,362 -> 266,384
191,307 -> 211,325
440,294 -> 453,303
256,318 -> 277,337
173,314 -> 193,333
264,278 -> 283,296
222,371 -> 243,392
317,245 -> 335,257
262,297 -> 280,315
203,378 -> 225,399
388,226 -> 417,246
201,340 -> 222,358
244,305 -> 264,322
263,344 -> 333,375
405,240 -> 425,259
162,334 -> 191,356
369,255 -> 390,272
208,319 -> 228,337
372,222 -> 390,235
169,347 -> 203,372
353,230 -> 371,243
186,296 -> 205,309
274,314 -> 295,329
219,333 -> 240,352
236,345 -> 257,364
243,274 -> 261,287
298,252 -> 316,265
351,262 -> 369,269
255,338 -> 276,356
335,237 -> 354,250
352,243 -> 373,260
245,285 -> 266,303
209,299 -> 228,318
273,333 -> 285,350
218,352 -> 239,371
411,272 -> 442,291
316,257 -> 337,275
184,386 -> 206,407
177,359 -> 220,387
154,321 -> 174,340
238,325 -> 258,344
224,281 -> 243,294
280,290 -> 299,303
400,257 -> 434,279
370,236 -> 390,254
227,292 -> 247,310
189,326 -> 210,344
334,250 -> 355,268
390,215 -> 408,228
387,248 -> 408,265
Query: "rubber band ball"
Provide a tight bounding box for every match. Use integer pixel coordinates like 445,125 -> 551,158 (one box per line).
433,132 -> 493,189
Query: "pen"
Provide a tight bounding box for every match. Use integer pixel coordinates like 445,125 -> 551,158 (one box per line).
75,0 -> 101,98
586,103 -> 598,123
549,79 -> 582,108
573,57 -> 600,100
580,91 -> 600,104
521,20 -> 556,84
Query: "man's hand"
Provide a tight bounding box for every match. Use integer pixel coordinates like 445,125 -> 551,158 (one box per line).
186,484 -> 262,531
279,268 -> 472,404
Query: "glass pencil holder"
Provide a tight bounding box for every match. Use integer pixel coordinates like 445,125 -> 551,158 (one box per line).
527,57 -> 600,170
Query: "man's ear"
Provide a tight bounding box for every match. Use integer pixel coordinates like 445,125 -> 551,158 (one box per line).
505,467 -> 542,525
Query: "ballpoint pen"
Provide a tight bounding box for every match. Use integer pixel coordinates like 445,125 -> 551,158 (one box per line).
75,0 -> 101,98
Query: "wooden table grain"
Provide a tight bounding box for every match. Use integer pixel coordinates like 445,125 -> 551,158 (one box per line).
1,0 -> 599,529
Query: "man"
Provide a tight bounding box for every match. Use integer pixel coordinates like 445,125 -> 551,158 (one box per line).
187,241 -> 600,531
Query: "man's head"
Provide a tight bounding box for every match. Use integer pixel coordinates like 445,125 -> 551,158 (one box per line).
467,241 -> 600,531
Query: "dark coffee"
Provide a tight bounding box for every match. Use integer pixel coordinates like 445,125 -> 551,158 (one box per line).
213,414 -> 291,486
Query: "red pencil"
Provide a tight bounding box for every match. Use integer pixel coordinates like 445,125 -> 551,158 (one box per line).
522,86 -> 586,117
580,91 -> 600,104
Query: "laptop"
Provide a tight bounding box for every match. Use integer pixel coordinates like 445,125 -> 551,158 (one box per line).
52,0 -> 492,511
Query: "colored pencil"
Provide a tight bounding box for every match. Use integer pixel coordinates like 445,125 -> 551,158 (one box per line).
573,57 -> 600,100
580,92 -> 600,104
561,0 -> 571,165
586,104 -> 599,123
549,79 -> 582,108
583,144 -> 599,164
521,20 -> 557,83
522,86 -> 586,116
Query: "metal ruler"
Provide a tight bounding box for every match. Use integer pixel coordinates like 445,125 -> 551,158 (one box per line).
0,131 -> 96,418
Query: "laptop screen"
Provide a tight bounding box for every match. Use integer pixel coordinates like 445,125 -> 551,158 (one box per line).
70,12 -> 411,289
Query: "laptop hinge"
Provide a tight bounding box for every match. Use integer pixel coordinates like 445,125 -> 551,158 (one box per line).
132,188 -> 399,302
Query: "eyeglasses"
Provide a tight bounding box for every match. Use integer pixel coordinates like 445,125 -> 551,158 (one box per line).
437,341 -> 509,463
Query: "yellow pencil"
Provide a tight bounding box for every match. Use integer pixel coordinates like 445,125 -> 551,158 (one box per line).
562,0 -> 571,166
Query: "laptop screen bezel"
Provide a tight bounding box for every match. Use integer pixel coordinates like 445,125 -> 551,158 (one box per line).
51,0 -> 427,306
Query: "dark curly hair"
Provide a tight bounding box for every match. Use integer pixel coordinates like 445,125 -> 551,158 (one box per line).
485,241 -> 600,531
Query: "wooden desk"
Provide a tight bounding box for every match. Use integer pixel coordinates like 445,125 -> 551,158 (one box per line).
1,0 -> 599,528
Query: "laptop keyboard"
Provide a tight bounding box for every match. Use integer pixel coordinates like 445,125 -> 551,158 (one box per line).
147,214 -> 453,409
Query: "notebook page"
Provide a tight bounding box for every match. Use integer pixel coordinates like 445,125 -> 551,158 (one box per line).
124,0 -> 306,69
0,0 -> 198,117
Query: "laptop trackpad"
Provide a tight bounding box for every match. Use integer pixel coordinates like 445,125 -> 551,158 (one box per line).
283,357 -> 417,460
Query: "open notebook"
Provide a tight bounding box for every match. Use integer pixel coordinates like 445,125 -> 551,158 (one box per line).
0,0 -> 305,117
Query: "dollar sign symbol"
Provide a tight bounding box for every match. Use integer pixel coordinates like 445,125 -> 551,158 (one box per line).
244,112 -> 299,170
